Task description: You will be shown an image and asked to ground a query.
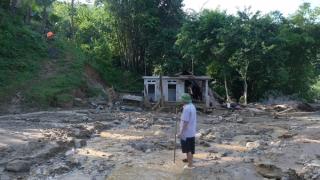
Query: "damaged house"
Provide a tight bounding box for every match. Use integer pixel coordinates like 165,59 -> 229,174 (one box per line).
142,73 -> 211,107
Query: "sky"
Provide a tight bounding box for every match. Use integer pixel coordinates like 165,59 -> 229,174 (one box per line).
183,0 -> 320,17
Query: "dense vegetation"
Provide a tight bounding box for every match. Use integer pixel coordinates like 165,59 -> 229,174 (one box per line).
0,0 -> 319,107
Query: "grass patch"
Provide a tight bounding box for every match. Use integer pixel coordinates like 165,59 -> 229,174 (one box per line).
0,58 -> 41,102
23,45 -> 86,107
85,87 -> 106,98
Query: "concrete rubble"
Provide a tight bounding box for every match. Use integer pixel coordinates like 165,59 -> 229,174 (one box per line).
0,98 -> 320,180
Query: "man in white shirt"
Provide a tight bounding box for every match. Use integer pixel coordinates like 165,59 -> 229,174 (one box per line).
176,93 -> 197,169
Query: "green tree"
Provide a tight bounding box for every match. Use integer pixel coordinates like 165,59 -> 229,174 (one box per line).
104,0 -> 184,75
35,0 -> 55,31
225,7 -> 276,104
280,2 -> 320,100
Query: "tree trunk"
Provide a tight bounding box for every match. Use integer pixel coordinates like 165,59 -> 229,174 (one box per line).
5,0 -> 10,10
41,7 -> 47,32
224,70 -> 229,99
11,0 -> 17,15
24,4 -> 31,25
243,75 -> 248,105
71,0 -> 74,42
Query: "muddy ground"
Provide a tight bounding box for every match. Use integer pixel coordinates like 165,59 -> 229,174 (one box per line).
2,51 -> 319,180
0,102 -> 320,180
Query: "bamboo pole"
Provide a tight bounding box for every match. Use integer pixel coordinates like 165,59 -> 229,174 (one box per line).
174,108 -> 177,163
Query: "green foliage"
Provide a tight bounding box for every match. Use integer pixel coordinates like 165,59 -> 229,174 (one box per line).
239,96 -> 245,104
0,9 -> 49,102
85,87 -> 105,98
259,90 -> 307,103
1,0 -> 320,109
177,4 -> 320,103
56,93 -> 73,99
24,47 -> 86,106
0,24 -> 47,58
312,77 -> 320,98
105,0 -> 185,75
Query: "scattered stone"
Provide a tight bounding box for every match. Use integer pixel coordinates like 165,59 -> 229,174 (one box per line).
6,160 -> 31,172
74,139 -> 87,148
244,156 -> 253,163
207,147 -> 218,153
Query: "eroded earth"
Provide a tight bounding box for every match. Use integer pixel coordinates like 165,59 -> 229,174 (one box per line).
1,102 -> 320,180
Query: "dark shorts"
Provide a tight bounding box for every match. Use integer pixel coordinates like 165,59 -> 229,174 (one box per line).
180,137 -> 195,154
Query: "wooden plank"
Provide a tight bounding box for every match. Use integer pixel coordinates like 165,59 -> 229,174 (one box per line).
106,86 -> 117,103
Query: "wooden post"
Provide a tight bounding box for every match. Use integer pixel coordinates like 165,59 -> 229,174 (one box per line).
174,108 -> 177,163
160,74 -> 164,107
144,85 -> 150,108
205,80 -> 209,107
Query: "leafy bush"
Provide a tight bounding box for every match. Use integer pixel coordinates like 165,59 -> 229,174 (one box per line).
85,87 -> 105,98
56,93 -> 74,100
259,90 -> 308,103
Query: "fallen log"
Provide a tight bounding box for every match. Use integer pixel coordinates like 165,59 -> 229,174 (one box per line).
276,107 -> 295,114
152,100 -> 161,111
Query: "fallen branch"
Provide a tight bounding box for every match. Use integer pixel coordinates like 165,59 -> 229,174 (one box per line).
152,100 -> 161,111
276,107 -> 295,114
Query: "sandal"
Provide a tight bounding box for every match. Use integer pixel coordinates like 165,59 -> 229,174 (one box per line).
183,165 -> 195,169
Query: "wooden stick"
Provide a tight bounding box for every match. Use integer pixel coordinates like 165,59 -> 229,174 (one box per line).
174,108 -> 177,163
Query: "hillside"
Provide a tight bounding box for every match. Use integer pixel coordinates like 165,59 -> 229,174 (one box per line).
0,50 -> 109,115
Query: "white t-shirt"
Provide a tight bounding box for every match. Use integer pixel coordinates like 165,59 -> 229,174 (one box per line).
180,103 -> 197,137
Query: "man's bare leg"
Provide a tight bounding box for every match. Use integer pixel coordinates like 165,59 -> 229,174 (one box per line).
186,152 -> 193,167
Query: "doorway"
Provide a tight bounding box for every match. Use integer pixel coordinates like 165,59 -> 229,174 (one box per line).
168,84 -> 176,101
148,84 -> 155,101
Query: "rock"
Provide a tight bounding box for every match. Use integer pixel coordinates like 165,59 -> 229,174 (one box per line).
199,128 -> 206,134
91,134 -> 101,138
67,155 -> 88,166
297,102 -> 314,112
211,162 -> 224,173
50,163 -> 70,174
6,160 -> 31,172
236,117 -> 244,123
65,148 -> 79,157
215,132 -> 221,138
214,138 -> 222,144
244,156 -> 253,163
154,130 -> 165,136
147,119 -> 154,125
157,119 -> 165,124
246,140 -> 264,150
135,143 -> 153,152
204,118 -> 220,124
254,161 -> 284,179
207,147 -> 219,153
74,139 -> 87,148
205,134 -> 216,141
200,140 -> 211,147
299,154 -> 316,163
221,150 -> 233,157
203,141 -> 211,147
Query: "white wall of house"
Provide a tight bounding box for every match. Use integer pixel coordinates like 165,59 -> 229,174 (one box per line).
144,77 -> 184,101
143,76 -> 211,106
163,79 -> 184,101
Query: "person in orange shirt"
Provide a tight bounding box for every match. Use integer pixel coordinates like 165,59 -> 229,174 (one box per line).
46,31 -> 53,38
